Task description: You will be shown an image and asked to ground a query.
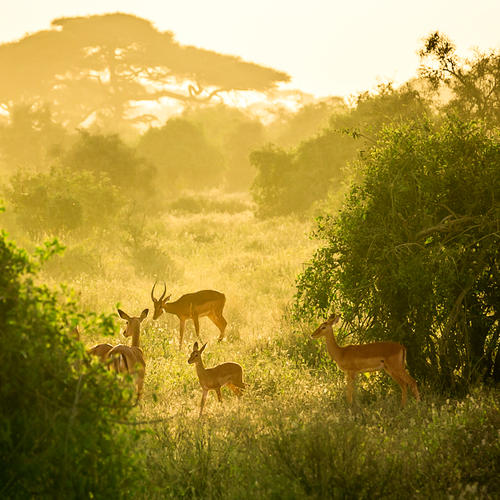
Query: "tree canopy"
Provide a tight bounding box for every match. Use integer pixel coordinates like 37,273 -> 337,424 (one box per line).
0,13 -> 290,128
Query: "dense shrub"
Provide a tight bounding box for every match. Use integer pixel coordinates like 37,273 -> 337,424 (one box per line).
0,220 -> 144,498
295,116 -> 500,392
6,167 -> 121,238
63,130 -> 156,194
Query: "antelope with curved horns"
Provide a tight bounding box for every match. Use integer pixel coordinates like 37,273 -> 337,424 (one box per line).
312,314 -> 420,406
188,342 -> 245,417
151,281 -> 227,348
104,308 -> 148,398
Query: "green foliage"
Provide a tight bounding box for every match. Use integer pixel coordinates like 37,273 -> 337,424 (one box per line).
0,224 -> 144,497
420,32 -> 500,127
137,118 -> 224,190
63,130 -> 156,200
295,115 -> 500,391
6,166 -> 121,238
251,84 -> 430,217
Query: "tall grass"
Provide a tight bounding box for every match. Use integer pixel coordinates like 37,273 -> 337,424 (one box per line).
31,192 -> 500,499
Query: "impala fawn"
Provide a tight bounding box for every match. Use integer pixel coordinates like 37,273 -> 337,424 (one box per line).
188,342 -> 245,417
312,314 -> 420,406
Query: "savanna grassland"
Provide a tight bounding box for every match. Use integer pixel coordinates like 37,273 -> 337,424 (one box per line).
24,195 -> 498,499
1,19 -> 499,499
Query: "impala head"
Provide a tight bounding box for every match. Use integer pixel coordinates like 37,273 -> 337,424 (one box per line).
311,313 -> 341,339
118,308 -> 149,338
151,281 -> 171,320
188,341 -> 207,364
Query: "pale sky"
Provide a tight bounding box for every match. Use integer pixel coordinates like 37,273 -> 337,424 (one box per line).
1,0 -> 499,98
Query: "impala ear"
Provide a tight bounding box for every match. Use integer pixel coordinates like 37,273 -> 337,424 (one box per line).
163,294 -> 171,303
140,309 -> 149,321
193,342 -> 199,350
118,309 -> 130,321
328,313 -> 341,324
200,343 -> 207,353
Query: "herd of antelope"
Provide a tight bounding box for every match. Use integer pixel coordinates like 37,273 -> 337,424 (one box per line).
86,282 -> 419,416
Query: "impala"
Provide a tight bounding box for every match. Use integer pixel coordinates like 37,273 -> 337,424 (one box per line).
151,281 -> 227,348
88,342 -> 114,362
188,342 -> 245,417
312,314 -> 420,406
104,308 -> 148,398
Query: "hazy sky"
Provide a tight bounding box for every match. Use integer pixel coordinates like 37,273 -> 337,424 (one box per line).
1,1 -> 499,98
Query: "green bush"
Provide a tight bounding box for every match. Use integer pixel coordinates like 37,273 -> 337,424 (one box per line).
295,116 -> 500,392
0,222 -> 144,498
6,167 -> 121,239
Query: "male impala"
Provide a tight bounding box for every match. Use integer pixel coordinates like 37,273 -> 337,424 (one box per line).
188,342 -> 245,417
104,308 -> 148,398
151,281 -> 227,348
312,314 -> 420,406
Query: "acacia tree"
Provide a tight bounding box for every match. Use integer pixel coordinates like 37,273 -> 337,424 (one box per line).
0,13 -> 289,128
295,116 -> 500,392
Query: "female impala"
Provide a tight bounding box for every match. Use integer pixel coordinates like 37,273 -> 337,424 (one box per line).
188,342 -> 245,417
312,314 -> 420,406
151,281 -> 227,348
105,308 -> 148,398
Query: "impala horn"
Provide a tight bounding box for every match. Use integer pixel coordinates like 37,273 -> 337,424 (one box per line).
151,280 -> 167,302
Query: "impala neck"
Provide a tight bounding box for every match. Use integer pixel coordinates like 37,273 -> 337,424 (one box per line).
324,326 -> 343,362
131,330 -> 141,348
194,357 -> 207,380
163,301 -> 178,314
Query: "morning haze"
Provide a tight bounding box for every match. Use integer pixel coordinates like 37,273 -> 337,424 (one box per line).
0,7 -> 499,499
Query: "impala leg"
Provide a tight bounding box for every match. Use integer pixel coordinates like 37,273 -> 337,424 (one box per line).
384,367 -> 408,407
199,389 -> 208,418
215,387 -> 223,403
136,375 -> 144,400
193,314 -> 204,342
179,318 -> 185,349
401,369 -> 420,402
346,371 -> 356,405
212,313 -> 227,342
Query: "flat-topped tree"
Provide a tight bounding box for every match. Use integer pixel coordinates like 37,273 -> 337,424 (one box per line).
0,13 -> 290,128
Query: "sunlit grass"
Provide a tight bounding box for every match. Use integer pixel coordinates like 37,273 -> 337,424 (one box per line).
31,196 -> 500,498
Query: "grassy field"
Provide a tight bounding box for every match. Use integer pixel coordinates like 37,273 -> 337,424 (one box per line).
33,197 -> 500,499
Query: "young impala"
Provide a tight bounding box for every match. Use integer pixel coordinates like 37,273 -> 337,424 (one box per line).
312,314 -> 420,406
188,342 -> 245,417
104,308 -> 148,398
151,281 -> 227,348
